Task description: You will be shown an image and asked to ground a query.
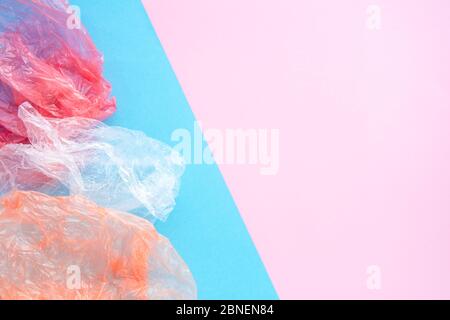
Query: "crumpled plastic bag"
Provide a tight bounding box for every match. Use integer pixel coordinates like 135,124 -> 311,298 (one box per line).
0,102 -> 184,221
0,190 -> 196,300
0,0 -> 116,146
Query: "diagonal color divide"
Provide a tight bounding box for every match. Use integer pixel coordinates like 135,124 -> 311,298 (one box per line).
144,0 -> 450,299
72,0 -> 278,299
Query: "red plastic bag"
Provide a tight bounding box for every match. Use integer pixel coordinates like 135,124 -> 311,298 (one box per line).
0,0 -> 116,145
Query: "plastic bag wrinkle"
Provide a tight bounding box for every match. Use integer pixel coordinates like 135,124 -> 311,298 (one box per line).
0,0 -> 116,145
0,190 -> 197,300
0,102 -> 185,221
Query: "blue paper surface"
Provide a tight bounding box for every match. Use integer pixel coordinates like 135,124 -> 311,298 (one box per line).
72,0 -> 277,299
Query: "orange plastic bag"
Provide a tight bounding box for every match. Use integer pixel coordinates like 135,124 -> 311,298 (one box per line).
0,190 -> 196,300
0,0 -> 115,145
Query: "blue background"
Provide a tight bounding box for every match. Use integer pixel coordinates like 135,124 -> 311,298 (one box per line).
73,0 -> 277,299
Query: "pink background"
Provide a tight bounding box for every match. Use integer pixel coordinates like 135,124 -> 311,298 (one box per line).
144,0 -> 450,298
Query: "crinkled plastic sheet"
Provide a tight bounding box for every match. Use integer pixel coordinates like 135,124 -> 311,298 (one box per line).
0,102 -> 184,221
0,0 -> 116,146
0,190 -> 196,300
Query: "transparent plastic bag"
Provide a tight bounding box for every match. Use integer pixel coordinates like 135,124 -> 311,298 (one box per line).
0,190 -> 196,300
0,0 -> 116,145
0,102 -> 184,221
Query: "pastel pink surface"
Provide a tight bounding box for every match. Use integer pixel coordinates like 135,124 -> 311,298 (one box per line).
143,0 -> 450,298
